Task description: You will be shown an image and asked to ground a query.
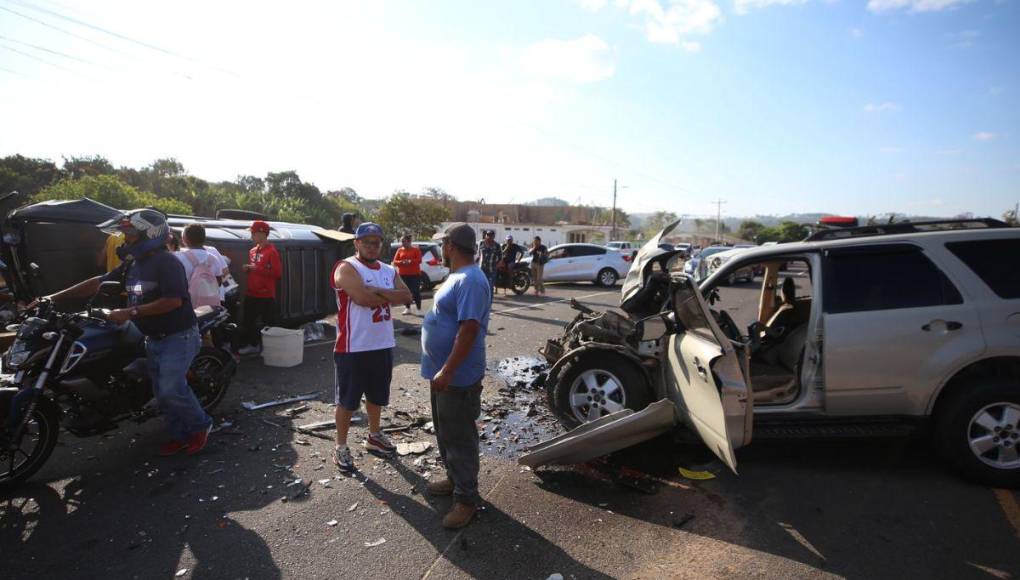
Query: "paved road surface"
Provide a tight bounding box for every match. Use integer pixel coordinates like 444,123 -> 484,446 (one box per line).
3,281 -> 1018,579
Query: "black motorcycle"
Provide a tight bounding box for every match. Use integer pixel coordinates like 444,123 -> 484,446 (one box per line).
0,282 -> 237,487
497,261 -> 532,295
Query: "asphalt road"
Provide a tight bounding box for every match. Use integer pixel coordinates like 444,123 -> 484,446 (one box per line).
2,281 -> 1018,579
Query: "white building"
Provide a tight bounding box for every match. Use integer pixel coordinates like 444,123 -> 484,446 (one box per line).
440,222 -> 613,247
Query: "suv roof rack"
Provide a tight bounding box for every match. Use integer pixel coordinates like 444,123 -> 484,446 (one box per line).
804,218 -> 1012,242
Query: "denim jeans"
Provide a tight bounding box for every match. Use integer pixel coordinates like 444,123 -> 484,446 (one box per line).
145,326 -> 210,440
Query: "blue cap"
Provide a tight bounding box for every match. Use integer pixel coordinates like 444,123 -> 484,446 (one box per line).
355,222 -> 384,240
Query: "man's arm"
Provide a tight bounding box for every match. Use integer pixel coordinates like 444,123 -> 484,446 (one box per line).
430,320 -> 480,392
49,275 -> 104,304
336,262 -> 388,307
375,271 -> 412,304
267,248 -> 283,280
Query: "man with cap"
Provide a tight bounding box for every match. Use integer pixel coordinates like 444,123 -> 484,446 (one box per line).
237,220 -> 282,356
421,223 -> 491,529
476,229 -> 500,301
331,222 -> 412,474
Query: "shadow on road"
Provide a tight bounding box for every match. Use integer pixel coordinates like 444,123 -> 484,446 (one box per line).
362,459 -> 613,579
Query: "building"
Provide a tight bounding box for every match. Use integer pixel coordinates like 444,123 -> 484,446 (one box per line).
440,221 -> 613,247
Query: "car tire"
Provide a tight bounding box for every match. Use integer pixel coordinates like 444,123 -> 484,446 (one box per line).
551,352 -> 652,429
595,268 -> 618,287
936,378 -> 1020,488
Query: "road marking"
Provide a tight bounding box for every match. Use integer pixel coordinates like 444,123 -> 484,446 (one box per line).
491,291 -> 615,316
993,488 -> 1020,543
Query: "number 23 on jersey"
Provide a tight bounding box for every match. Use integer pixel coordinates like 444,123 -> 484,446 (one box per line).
371,304 -> 391,323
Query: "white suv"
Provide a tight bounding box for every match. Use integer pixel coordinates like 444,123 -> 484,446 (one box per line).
529,219 -> 1020,487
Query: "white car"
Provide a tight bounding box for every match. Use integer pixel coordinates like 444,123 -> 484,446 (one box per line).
388,242 -> 449,289
607,241 -> 636,252
705,246 -> 757,285
522,243 -> 633,287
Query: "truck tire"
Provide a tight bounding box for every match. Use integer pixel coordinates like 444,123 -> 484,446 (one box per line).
552,352 -> 652,429
936,378 -> 1020,488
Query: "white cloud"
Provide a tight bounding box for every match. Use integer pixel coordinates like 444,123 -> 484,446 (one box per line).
733,0 -> 808,15
571,0 -> 610,10
517,35 -> 616,84
681,40 -> 702,52
864,102 -> 901,113
867,0 -> 975,13
618,0 -> 722,44
973,131 -> 997,141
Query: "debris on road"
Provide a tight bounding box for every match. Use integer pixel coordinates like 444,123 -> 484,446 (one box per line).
326,519 -> 339,527
175,570 -> 189,578
297,419 -> 337,432
496,356 -> 548,390
241,392 -> 320,411
396,441 -> 432,456
678,467 -> 715,480
364,537 -> 387,547
347,502 -> 359,512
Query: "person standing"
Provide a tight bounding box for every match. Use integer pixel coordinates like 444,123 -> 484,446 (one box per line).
237,221 -> 281,356
422,223 -> 491,529
331,223 -> 412,474
477,230 -> 500,300
36,209 -> 211,455
97,231 -> 125,273
528,236 -> 548,296
499,235 -> 524,296
176,223 -> 228,309
393,234 -> 423,315
339,212 -> 362,235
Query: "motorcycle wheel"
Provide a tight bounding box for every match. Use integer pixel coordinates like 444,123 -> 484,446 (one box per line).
188,347 -> 235,412
0,396 -> 60,489
512,271 -> 531,295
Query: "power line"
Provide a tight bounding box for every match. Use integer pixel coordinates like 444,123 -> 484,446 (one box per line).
0,33 -> 102,66
0,5 -> 134,57
0,43 -> 80,75
0,64 -> 29,77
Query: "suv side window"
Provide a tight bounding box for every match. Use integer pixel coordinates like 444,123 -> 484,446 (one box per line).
572,246 -> 606,257
945,239 -> 1020,299
824,245 -> 963,314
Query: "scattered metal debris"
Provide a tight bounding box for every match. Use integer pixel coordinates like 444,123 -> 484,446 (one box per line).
241,392 -> 320,411
396,441 -> 432,456
326,519 -> 339,527
678,467 -> 715,481
364,537 -> 387,547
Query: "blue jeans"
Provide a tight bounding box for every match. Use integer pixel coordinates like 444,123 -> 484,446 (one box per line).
145,326 -> 210,440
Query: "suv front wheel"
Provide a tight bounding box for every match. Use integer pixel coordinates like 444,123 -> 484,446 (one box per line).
937,378 -> 1020,488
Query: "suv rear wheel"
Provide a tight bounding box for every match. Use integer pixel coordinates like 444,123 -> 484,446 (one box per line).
937,378 -> 1020,488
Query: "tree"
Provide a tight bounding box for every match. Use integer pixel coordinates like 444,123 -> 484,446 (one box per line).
0,154 -> 61,197
326,187 -> 362,204
757,220 -> 809,243
644,211 -> 678,237
1004,207 -> 1018,226
737,220 -> 766,242
591,207 -> 630,228
375,191 -> 451,239
33,174 -> 191,215
62,155 -> 115,179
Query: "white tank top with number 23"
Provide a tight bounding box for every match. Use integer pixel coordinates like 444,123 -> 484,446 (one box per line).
332,256 -> 397,353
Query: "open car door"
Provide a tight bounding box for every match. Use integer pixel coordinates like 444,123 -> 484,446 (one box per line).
664,275 -> 752,473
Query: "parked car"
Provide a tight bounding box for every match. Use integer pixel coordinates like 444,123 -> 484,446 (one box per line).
674,242 -> 692,256
526,218 -> 1020,487
607,241 -> 636,252
521,243 -> 632,287
386,241 -> 449,290
683,245 -> 732,281
705,247 -> 756,285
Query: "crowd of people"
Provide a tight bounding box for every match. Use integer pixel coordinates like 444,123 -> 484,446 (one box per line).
46,211 -> 501,530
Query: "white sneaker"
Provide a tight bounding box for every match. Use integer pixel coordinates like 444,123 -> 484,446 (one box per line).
402,307 -> 411,315
237,345 -> 259,356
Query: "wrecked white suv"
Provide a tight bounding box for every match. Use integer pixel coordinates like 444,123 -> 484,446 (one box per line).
523,219 -> 1020,487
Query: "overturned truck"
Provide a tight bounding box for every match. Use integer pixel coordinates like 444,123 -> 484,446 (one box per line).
0,198 -> 353,325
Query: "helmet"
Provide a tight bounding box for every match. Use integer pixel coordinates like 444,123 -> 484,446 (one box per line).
505,235 -> 513,241
98,209 -> 170,258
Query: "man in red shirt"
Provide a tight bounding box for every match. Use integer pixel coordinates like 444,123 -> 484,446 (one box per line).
237,221 -> 282,355
393,233 -> 423,315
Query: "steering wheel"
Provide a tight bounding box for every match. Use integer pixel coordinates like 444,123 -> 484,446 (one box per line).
715,310 -> 741,342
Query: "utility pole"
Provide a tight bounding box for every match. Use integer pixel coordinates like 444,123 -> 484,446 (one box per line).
611,179 -> 617,241
711,199 -> 727,243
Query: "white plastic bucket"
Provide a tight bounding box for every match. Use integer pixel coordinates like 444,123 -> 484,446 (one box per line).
261,326 -> 304,367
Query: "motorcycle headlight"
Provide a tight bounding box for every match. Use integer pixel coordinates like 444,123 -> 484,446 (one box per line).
6,340 -> 31,369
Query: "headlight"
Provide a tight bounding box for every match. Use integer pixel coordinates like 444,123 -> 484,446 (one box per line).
6,340 -> 31,369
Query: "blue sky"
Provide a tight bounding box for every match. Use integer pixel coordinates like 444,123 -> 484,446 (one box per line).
0,0 -> 1017,218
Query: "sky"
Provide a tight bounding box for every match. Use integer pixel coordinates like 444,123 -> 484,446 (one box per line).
0,0 -> 1017,218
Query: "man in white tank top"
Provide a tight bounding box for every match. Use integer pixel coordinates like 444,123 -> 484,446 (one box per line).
330,222 -> 412,474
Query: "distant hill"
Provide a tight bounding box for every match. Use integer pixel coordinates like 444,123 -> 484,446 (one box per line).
527,197 -> 570,207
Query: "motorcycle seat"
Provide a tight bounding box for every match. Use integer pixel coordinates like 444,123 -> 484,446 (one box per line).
194,305 -> 225,325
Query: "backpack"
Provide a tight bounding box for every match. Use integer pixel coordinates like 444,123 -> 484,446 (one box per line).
183,250 -> 221,308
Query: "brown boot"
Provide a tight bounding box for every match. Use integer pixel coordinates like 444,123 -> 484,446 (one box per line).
426,478 -> 454,496
442,502 -> 476,529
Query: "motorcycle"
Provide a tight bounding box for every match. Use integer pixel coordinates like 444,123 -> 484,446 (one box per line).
497,261 -> 532,295
0,281 -> 237,488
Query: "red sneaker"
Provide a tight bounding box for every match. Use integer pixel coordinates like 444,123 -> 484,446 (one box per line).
185,425 -> 212,455
159,440 -> 187,456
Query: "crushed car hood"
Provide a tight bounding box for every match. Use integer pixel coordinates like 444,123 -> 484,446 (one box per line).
620,219 -> 683,308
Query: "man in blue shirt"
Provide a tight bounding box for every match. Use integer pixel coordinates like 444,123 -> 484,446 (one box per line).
39,209 -> 211,456
421,223 -> 491,529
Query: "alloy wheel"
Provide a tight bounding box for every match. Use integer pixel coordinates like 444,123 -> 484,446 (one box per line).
568,369 -> 626,423
968,402 -> 1020,470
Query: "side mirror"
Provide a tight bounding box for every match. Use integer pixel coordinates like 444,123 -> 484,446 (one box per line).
97,281 -> 123,298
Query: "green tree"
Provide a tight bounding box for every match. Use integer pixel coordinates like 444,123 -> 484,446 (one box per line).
644,211 -> 678,237
375,191 -> 451,239
0,154 -> 61,197
62,155 -> 115,179
592,208 -> 630,228
737,220 -> 766,242
757,221 -> 809,243
1003,207 -> 1018,226
34,174 -> 191,215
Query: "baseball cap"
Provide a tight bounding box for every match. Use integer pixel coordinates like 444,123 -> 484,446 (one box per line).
355,222 -> 384,240
250,220 -> 271,234
432,222 -> 476,253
